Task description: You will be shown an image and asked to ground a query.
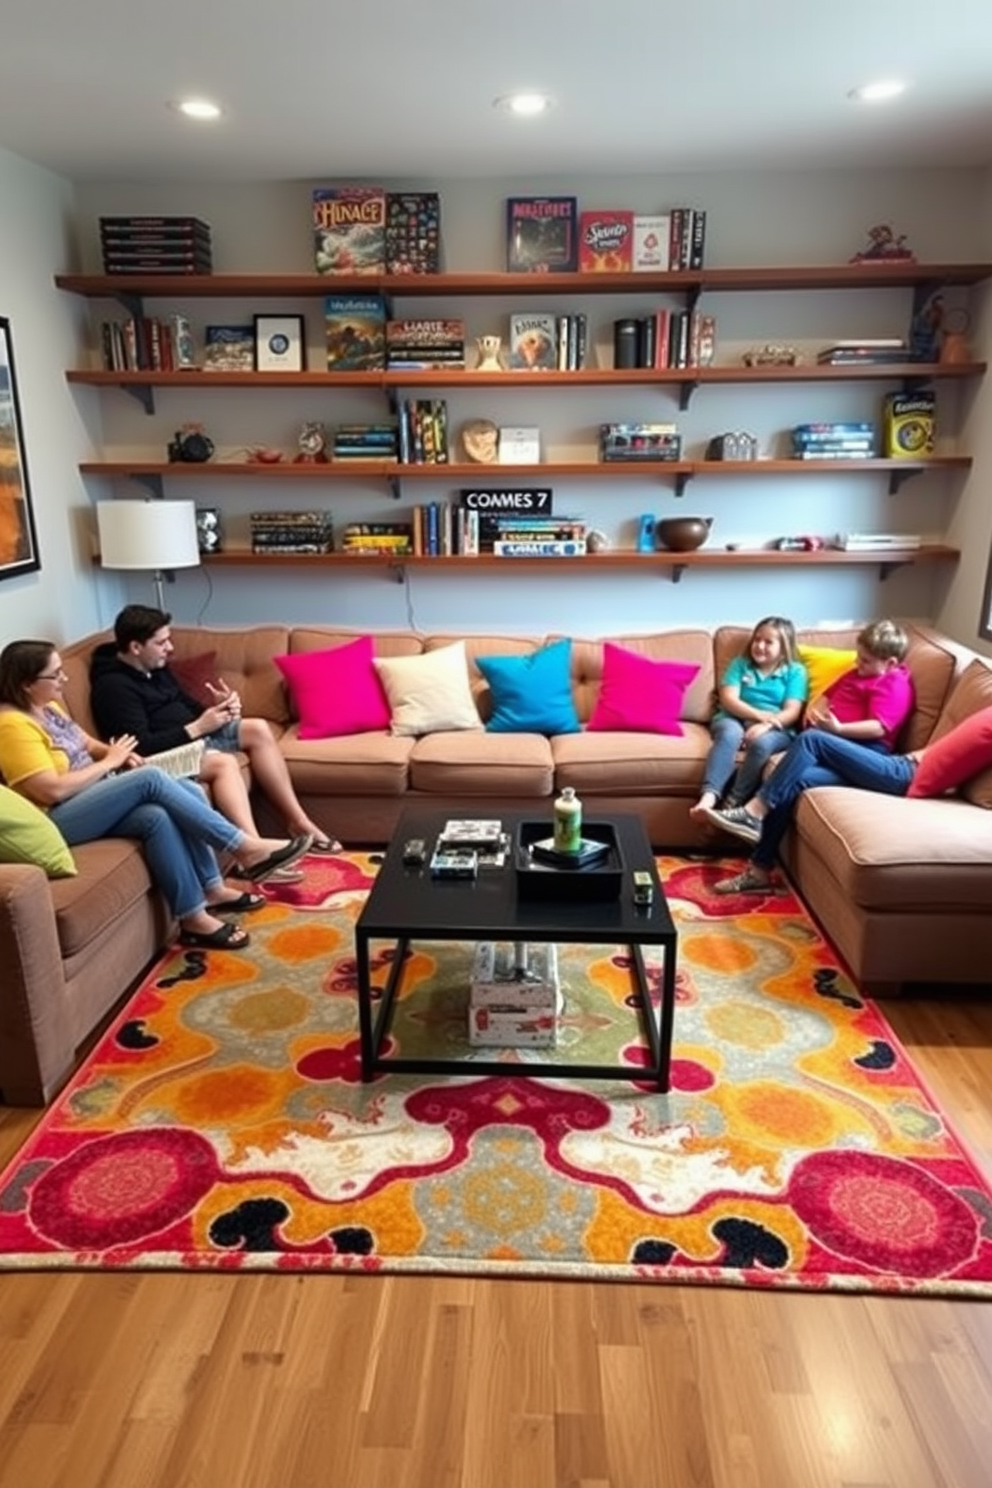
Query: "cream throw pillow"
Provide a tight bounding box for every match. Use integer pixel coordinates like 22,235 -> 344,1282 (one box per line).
372,641 -> 481,736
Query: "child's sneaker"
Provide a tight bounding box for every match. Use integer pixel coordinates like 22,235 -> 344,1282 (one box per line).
702,804 -> 763,846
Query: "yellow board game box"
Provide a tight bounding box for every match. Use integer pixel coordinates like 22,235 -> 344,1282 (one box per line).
883,390 -> 935,458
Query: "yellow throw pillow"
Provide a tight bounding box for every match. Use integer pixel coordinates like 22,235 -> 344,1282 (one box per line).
798,645 -> 857,702
0,785 -> 77,877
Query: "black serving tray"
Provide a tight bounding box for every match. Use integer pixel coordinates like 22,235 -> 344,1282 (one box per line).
515,820 -> 625,902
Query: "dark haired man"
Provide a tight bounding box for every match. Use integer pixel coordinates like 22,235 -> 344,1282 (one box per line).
90,605 -> 340,861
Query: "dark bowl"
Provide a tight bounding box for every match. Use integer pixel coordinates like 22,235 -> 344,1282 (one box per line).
655,517 -> 713,552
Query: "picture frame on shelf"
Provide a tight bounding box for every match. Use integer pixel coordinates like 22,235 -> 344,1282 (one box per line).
254,314 -> 306,373
0,316 -> 41,582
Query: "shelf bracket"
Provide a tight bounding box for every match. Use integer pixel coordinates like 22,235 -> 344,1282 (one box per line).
879,559 -> 910,581
670,563 -> 688,584
389,561 -> 406,583
674,470 -> 693,498
887,466 -> 921,495
131,472 -> 165,498
678,379 -> 700,412
122,382 -> 155,415
387,474 -> 402,501
686,285 -> 702,317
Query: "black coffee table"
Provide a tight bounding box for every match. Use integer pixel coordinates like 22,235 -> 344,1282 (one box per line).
354,809 -> 678,1090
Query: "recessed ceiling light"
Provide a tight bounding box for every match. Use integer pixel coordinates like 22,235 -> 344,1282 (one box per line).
848,79 -> 908,103
493,93 -> 554,117
174,98 -> 222,121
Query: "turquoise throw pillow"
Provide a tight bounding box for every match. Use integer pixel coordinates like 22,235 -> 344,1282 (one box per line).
477,639 -> 581,735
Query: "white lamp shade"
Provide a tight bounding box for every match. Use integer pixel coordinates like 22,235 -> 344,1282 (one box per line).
97,500 -> 201,571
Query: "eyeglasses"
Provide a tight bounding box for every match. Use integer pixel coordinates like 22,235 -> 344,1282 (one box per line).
35,668 -> 67,682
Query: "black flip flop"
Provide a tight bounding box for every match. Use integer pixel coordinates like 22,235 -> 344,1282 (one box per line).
310,836 -> 342,853
214,891 -> 266,914
243,832 -> 313,883
178,921 -> 251,950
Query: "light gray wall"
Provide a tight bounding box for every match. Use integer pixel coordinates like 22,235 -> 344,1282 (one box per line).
3,161 -> 990,645
0,147 -> 124,648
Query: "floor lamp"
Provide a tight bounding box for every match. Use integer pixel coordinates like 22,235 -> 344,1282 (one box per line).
96,500 -> 201,610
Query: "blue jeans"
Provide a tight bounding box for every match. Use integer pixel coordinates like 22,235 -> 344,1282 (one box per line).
752,732 -> 915,870
703,717 -> 795,803
49,768 -> 245,919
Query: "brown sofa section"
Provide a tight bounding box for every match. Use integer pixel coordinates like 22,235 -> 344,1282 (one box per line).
2,619 -> 989,1106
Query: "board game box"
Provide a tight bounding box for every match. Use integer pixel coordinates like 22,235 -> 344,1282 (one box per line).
313,186 -> 386,275
508,313 -> 557,370
506,196 -> 578,273
883,390 -> 936,457
385,191 -> 441,274
324,294 -> 387,370
578,210 -> 634,272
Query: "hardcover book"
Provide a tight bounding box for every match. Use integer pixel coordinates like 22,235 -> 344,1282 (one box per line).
312,186 -> 386,275
505,196 -> 578,273
324,294 -> 387,370
385,191 -> 441,274
508,313 -> 558,370
577,210 -> 634,272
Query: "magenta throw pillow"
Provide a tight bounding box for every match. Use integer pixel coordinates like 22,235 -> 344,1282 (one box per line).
586,643 -> 699,734
275,636 -> 391,739
906,706 -> 992,798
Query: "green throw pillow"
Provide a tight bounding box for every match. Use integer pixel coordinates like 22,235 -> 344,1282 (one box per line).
0,785 -> 77,877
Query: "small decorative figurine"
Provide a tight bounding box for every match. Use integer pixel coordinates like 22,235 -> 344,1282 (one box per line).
295,421 -> 328,463
475,335 -> 504,371
461,418 -> 500,463
742,344 -> 800,367
167,423 -> 214,463
850,224 -> 916,263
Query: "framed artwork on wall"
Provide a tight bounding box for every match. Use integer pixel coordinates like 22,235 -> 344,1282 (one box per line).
254,314 -> 306,372
0,317 -> 40,582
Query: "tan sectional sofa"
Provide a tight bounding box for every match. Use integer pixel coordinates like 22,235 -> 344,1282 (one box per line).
2,620 -> 990,1105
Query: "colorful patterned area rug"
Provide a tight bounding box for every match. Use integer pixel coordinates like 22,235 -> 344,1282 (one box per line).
2,851 -> 992,1295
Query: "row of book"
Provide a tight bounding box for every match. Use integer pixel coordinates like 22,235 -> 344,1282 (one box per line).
410,505 -> 587,557
249,511 -> 333,555
338,522 -> 412,556
815,338 -> 909,366
332,423 -> 399,461
99,216 -> 213,275
99,315 -> 191,371
313,189 -> 441,275
397,399 -> 449,464
507,198 -> 707,273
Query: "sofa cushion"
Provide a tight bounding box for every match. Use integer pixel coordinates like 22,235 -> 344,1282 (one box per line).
569,631 -> 715,724
586,643 -> 698,734
169,649 -> 219,706
476,639 -> 580,735
552,723 -> 712,795
907,705 -> 992,803
278,728 -> 413,797
794,789 -> 992,911
275,635 -> 391,739
409,730 -> 554,796
49,837 -> 156,958
918,659 -> 992,808
797,644 -> 857,701
374,641 -> 482,736
0,786 -> 77,877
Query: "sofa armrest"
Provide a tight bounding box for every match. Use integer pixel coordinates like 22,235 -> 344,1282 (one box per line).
0,863 -> 73,1105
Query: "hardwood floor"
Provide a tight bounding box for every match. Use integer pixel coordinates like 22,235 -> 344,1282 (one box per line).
2,991 -> 992,1488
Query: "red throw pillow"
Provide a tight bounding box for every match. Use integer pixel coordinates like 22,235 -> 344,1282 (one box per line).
586,642 -> 699,735
169,650 -> 218,707
275,636 -> 391,739
906,706 -> 992,798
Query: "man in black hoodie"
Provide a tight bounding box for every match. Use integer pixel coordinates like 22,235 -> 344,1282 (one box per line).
90,605 -> 340,854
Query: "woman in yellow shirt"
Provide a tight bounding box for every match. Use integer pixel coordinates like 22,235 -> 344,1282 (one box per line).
0,639 -> 312,949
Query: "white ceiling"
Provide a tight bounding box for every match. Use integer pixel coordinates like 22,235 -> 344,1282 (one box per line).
2,0 -> 992,185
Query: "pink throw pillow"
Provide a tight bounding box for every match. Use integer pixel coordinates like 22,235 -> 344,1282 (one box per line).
275,636 -> 391,739
586,643 -> 699,735
906,706 -> 992,799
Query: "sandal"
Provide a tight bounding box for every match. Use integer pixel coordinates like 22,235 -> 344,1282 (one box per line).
230,862 -> 305,884
213,891 -> 267,914
310,836 -> 342,854
179,920 -> 251,950
242,832 -> 313,883
714,867 -> 773,896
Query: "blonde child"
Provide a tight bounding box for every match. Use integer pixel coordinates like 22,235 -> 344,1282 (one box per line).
690,615 -> 807,822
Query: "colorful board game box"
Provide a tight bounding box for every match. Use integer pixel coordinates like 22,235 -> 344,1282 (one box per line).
883,390 -> 936,457
506,196 -> 578,273
385,191 -> 441,274
312,187 -> 386,275
508,313 -> 558,370
578,210 -> 634,272
324,294 -> 386,370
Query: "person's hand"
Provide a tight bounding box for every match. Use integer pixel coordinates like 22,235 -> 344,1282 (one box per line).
743,721 -> 771,743
205,680 -> 242,719
106,734 -> 139,769
198,701 -> 236,733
